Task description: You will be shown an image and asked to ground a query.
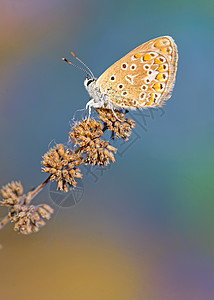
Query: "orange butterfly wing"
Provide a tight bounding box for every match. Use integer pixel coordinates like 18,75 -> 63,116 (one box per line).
96,36 -> 178,109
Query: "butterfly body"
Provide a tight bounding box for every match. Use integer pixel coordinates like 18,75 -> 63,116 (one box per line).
85,36 -> 178,111
84,79 -> 116,110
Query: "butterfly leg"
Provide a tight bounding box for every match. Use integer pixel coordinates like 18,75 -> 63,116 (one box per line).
112,108 -> 122,122
86,98 -> 102,120
86,99 -> 93,120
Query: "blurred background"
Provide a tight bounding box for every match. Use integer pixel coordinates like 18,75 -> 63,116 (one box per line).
0,0 -> 214,299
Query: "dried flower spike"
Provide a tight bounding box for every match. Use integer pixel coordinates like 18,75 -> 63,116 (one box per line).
41,144 -> 82,192
9,204 -> 54,235
69,118 -> 117,166
0,181 -> 24,207
0,179 -> 54,234
96,108 -> 135,140
69,118 -> 103,147
84,139 -> 117,166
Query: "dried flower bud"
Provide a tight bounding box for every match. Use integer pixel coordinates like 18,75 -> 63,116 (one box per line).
9,203 -> 53,235
0,181 -> 24,207
96,108 -> 135,140
41,144 -> 82,192
69,118 -> 103,147
37,204 -> 54,220
84,138 -> 117,166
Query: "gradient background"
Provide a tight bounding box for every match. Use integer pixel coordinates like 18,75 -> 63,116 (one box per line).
0,0 -> 214,299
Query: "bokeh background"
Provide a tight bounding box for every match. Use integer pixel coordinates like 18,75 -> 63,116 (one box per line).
0,0 -> 214,299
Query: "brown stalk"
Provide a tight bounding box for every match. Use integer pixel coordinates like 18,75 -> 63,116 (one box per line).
0,108 -> 136,234
24,175 -> 52,205
0,215 -> 10,230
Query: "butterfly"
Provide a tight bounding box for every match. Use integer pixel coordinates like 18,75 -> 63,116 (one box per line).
63,36 -> 178,112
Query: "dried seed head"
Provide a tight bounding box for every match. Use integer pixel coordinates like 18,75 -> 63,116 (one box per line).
69,118 -> 117,166
0,181 -> 24,207
69,118 -> 103,147
41,144 -> 82,192
84,138 -> 117,166
96,108 -> 135,140
37,204 -> 54,220
9,204 -> 54,235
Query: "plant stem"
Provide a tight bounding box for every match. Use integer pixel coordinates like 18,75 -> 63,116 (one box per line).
25,175 -> 52,205
0,215 -> 10,230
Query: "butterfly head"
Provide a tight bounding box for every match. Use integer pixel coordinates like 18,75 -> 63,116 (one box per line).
84,76 -> 96,89
84,75 -> 98,99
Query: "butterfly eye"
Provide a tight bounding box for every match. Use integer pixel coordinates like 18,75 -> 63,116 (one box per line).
86,79 -> 94,86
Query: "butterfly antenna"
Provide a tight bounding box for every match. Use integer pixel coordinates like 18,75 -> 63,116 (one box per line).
71,52 -> 95,79
62,58 -> 92,78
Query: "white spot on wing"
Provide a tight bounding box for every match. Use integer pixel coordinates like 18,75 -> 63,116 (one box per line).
141,85 -> 148,91
110,75 -> 116,81
130,64 -> 137,71
125,74 -> 138,85
131,55 -> 138,61
148,51 -> 158,58
132,99 -> 138,106
153,93 -> 161,103
121,91 -> 128,96
139,92 -> 146,100
121,63 -> 128,70
117,84 -> 124,90
143,64 -> 151,70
